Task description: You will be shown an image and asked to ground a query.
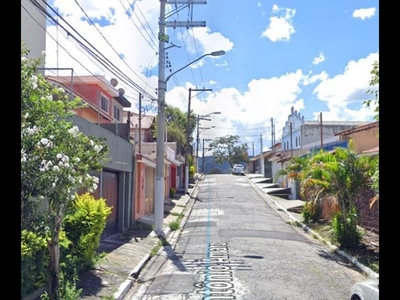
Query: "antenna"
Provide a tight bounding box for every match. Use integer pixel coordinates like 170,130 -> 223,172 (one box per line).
110,78 -> 118,87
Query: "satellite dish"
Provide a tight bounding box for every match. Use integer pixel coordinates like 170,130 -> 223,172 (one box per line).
110,78 -> 118,87
118,88 -> 125,95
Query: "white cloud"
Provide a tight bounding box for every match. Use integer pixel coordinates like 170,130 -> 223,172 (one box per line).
261,5 -> 296,42
313,52 -> 379,120
178,69 -> 307,145
302,71 -> 328,86
312,53 -> 325,65
352,7 -> 376,20
177,27 -> 234,56
45,0 -> 161,101
44,1 -> 232,106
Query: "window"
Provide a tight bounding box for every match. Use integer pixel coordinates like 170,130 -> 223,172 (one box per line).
114,105 -> 121,121
100,95 -> 109,112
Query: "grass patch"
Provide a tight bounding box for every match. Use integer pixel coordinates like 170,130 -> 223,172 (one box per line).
170,212 -> 184,217
169,221 -> 180,231
150,237 -> 171,257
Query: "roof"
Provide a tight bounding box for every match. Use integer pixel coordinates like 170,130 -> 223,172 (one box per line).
361,146 -> 379,156
123,112 -> 155,129
46,75 -> 121,98
304,120 -> 369,126
113,94 -> 131,108
334,121 -> 379,136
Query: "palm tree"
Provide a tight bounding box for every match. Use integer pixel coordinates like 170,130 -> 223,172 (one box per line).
300,147 -> 373,247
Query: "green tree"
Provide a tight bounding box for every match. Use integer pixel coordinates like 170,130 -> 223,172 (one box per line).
152,105 -> 196,146
21,41 -> 108,299
363,60 -> 379,207
209,135 -> 249,168
273,155 -> 309,183
299,148 -> 373,247
364,60 -> 379,121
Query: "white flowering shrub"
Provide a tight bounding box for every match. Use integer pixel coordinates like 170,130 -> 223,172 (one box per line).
21,41 -> 108,299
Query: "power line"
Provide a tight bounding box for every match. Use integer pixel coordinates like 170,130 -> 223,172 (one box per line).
31,0 -> 157,101
190,28 -> 204,84
73,0 -> 156,96
118,0 -> 158,52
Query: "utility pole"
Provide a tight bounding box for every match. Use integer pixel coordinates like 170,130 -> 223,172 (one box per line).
185,87 -> 192,195
319,112 -> 323,149
155,0 -> 206,235
260,133 -> 264,175
138,92 -> 142,153
271,118 -> 275,148
185,87 -> 211,193
290,122 -> 293,157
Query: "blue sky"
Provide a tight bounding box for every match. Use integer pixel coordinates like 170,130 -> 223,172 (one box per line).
43,0 -> 379,155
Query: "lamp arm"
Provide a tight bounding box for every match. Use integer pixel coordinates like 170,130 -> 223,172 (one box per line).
165,53 -> 208,83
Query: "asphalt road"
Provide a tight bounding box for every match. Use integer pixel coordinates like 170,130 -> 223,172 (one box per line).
124,174 -> 366,300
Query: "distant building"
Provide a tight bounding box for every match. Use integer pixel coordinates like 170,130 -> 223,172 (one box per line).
281,107 -> 368,152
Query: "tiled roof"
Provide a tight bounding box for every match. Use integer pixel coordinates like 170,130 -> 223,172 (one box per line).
335,121 -> 379,136
123,112 -> 155,129
362,146 -> 379,154
304,120 -> 369,126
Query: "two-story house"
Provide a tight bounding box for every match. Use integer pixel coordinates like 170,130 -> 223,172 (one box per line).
123,111 -> 184,221
46,75 -> 134,239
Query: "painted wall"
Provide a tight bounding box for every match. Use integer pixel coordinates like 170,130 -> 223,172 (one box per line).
301,124 -> 356,146
281,107 -> 305,151
71,115 -> 134,234
341,125 -> 379,152
71,115 -> 133,172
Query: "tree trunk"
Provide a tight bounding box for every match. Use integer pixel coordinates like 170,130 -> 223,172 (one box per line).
48,217 -> 61,300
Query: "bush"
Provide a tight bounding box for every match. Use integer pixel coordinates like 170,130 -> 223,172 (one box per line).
331,206 -> 362,249
302,201 -> 321,223
170,187 -> 176,198
62,193 -> 112,273
21,230 -> 49,298
189,165 -> 195,179
21,229 -> 74,298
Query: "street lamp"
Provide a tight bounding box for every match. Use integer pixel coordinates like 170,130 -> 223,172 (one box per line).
154,49 -> 225,236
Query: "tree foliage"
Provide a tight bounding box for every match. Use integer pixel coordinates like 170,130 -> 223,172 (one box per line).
21,40 -> 108,299
152,105 -> 196,146
299,148 -> 374,247
209,135 -> 249,167
363,60 -> 379,207
364,60 -> 379,121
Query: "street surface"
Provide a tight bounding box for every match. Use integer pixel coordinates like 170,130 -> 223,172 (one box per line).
124,174 -> 366,300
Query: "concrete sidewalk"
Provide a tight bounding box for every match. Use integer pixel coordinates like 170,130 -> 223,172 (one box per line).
77,186 -> 198,300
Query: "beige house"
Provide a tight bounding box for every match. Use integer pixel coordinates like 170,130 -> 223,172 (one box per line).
335,121 -> 379,154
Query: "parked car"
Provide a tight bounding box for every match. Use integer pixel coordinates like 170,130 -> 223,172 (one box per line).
349,278 -> 379,300
232,164 -> 245,175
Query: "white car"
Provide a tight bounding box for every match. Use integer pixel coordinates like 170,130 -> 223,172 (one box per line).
232,164 -> 245,175
349,278 -> 379,300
